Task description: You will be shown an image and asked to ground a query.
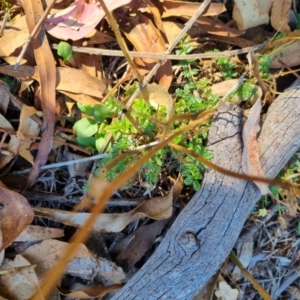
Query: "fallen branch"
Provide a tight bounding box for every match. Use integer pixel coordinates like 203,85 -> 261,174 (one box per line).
112,79 -> 300,299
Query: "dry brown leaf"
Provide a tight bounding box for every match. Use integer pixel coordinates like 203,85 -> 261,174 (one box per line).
0,15 -> 35,65
270,42 -> 300,68
0,186 -> 34,251
211,79 -> 240,97
17,104 -> 42,164
270,0 -> 292,33
0,65 -> 106,100
85,29 -> 116,45
193,16 -> 244,37
22,239 -> 99,281
33,191 -> 173,232
0,114 -> 20,169
139,83 -> 174,136
23,0 -> 57,186
16,225 -> 64,242
242,98 -> 269,195
157,0 -> 226,18
118,12 -> 172,90
0,255 -> 42,299
215,276 -> 239,300
57,284 -> 123,299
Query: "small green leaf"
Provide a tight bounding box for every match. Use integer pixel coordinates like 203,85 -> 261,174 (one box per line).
258,208 -> 268,217
91,104 -> 112,123
77,103 -> 93,116
73,118 -> 98,137
57,42 -> 73,62
76,136 -> 96,149
95,133 -> 107,152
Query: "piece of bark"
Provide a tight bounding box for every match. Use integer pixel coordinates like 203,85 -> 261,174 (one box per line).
112,79 -> 300,300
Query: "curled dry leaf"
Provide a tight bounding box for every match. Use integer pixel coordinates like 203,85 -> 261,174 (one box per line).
45,0 -> 132,41
0,112 -> 21,170
139,83 -> 174,136
242,98 -> 269,195
17,104 -> 42,164
33,191 -> 173,232
0,255 -> 42,300
0,186 -> 34,251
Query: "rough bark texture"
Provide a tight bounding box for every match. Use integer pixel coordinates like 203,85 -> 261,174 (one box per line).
112,80 -> 300,300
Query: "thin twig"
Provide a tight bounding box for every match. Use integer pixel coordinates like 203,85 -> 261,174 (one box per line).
12,152 -> 111,174
51,43 -> 265,60
0,10 -> 9,35
97,0 -> 143,82
13,0 -> 57,69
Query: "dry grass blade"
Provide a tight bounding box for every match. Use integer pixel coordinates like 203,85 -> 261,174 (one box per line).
23,0 -> 56,186
229,252 -> 272,300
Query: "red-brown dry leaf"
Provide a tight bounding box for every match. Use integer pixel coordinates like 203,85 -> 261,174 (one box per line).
129,0 -> 167,40
57,285 -> 123,299
23,0 -> 57,186
242,98 -> 269,195
0,186 -> 34,251
117,12 -> 172,90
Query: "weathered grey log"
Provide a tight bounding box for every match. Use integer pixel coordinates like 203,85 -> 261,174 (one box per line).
112,80 -> 300,300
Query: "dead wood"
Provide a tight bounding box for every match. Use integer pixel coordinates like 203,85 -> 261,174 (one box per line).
111,80 -> 300,300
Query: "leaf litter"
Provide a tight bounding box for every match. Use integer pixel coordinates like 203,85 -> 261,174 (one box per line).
0,0 -> 300,299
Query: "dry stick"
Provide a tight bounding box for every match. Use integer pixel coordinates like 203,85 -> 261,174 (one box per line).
0,10 -> 9,35
51,43 -> 265,60
34,1 -> 219,298
13,0 -> 57,70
